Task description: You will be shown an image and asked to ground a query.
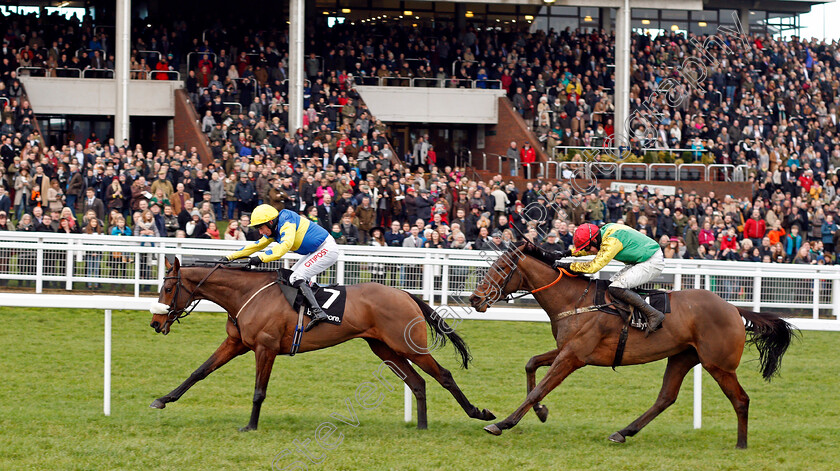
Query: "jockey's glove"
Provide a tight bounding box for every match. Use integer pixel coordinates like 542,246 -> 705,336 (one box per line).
218,256 -> 230,263
553,249 -> 572,258
248,256 -> 264,267
555,262 -> 582,275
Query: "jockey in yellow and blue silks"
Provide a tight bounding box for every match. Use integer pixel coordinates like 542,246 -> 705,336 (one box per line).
224,204 -> 337,331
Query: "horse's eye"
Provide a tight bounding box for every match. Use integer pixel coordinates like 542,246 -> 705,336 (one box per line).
165,287 -> 172,293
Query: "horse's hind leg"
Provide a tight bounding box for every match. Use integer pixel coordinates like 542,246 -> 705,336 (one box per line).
610,348 -> 699,444
150,335 -> 248,409
704,364 -> 750,449
405,352 -> 496,422
526,349 -> 559,423
240,345 -> 278,432
365,339 -> 428,429
485,350 -> 583,436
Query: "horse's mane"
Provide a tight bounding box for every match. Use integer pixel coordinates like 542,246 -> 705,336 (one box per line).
511,241 -> 562,268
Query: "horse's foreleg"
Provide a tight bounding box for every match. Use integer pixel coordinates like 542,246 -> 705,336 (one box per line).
240,346 -> 277,432
485,350 -> 583,436
150,336 -> 248,409
704,364 -> 750,449
365,339 -> 428,429
610,348 -> 699,444
525,349 -> 560,423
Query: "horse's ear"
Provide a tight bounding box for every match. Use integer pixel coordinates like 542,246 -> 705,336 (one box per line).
165,255 -> 179,271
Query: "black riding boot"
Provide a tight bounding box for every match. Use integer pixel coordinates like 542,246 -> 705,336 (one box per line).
294,280 -> 328,332
608,286 -> 665,337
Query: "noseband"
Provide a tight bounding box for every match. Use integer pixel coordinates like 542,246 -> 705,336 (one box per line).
161,264 -> 222,323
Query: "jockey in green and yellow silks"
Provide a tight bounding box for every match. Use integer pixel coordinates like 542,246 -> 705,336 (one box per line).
555,223 -> 666,336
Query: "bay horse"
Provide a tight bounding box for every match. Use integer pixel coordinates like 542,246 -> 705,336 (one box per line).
148,257 -> 495,431
469,243 -> 795,448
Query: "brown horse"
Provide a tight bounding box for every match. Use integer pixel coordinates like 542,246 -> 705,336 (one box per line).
469,243 -> 794,448
148,257 -> 495,431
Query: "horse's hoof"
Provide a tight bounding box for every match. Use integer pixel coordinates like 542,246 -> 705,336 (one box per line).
534,404 -> 549,423
149,399 -> 166,409
608,432 -> 626,443
238,425 -> 257,432
484,424 -> 503,436
481,409 -> 496,421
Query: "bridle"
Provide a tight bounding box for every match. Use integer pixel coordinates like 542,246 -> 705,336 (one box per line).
482,250 -> 574,305
161,264 -> 222,324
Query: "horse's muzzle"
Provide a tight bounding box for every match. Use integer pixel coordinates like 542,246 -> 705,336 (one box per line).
469,294 -> 487,312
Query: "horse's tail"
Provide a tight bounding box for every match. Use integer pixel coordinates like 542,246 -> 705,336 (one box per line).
737,307 -> 798,381
407,293 -> 472,369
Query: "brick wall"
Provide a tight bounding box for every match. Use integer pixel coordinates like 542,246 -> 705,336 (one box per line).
173,89 -> 212,165
474,170 -> 754,200
472,96 -> 547,174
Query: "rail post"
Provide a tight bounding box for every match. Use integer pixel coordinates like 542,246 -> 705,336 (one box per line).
693,365 -> 702,429
104,309 -> 112,416
336,250 -> 345,285
36,237 -> 44,293
65,239 -> 74,290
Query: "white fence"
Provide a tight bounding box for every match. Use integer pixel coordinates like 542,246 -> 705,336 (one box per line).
1,232 -> 840,319
2,232 -> 839,428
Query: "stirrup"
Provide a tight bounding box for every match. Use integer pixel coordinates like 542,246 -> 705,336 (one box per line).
644,310 -> 665,337
304,308 -> 327,332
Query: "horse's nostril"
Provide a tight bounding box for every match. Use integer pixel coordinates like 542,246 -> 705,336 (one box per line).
151,321 -> 160,329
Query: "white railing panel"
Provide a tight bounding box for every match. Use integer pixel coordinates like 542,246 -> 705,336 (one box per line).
1,233 -> 840,317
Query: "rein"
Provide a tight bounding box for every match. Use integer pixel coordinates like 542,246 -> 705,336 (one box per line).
504,267 -> 573,301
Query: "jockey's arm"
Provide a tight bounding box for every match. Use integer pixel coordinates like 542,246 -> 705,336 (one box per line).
256,222 -> 297,263
226,236 -> 273,261
570,237 -> 624,274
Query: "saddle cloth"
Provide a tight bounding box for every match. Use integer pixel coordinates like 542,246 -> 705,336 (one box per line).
278,269 -> 346,325
593,279 -> 671,331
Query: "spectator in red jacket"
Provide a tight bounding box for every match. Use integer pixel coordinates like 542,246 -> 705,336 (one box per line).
720,228 -> 739,252
743,209 -> 766,245
798,170 -> 814,196
520,143 -> 536,177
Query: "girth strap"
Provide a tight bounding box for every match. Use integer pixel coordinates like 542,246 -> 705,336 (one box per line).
612,315 -> 632,370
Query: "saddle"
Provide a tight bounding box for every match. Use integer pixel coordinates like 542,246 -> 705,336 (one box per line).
592,279 -> 671,331
276,268 -> 347,326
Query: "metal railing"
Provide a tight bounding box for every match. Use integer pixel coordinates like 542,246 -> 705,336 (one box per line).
136,50 -> 162,63
149,70 -> 180,80
350,76 -> 500,89
0,232 -> 839,319
20,66 -> 179,81
82,68 -> 115,78
482,152 -> 518,176
223,101 -> 243,115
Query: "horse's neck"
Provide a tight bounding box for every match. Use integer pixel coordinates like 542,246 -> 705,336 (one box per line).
185,268 -> 268,314
521,257 -> 592,316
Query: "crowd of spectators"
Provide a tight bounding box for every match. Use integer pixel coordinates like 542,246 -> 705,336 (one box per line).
0,10 -> 839,285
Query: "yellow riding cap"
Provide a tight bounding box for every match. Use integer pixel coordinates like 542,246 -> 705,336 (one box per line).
250,204 -> 279,226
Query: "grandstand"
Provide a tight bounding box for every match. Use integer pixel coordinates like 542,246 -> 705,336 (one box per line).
0,0 -> 837,272
3,2 -> 840,469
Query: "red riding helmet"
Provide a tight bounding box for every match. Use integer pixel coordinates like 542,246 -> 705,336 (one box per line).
573,223 -> 601,252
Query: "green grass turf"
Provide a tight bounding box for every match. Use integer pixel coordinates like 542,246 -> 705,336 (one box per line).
1,307 -> 838,471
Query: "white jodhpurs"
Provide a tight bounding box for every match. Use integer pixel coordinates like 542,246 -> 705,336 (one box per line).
609,249 -> 665,289
289,237 -> 339,284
